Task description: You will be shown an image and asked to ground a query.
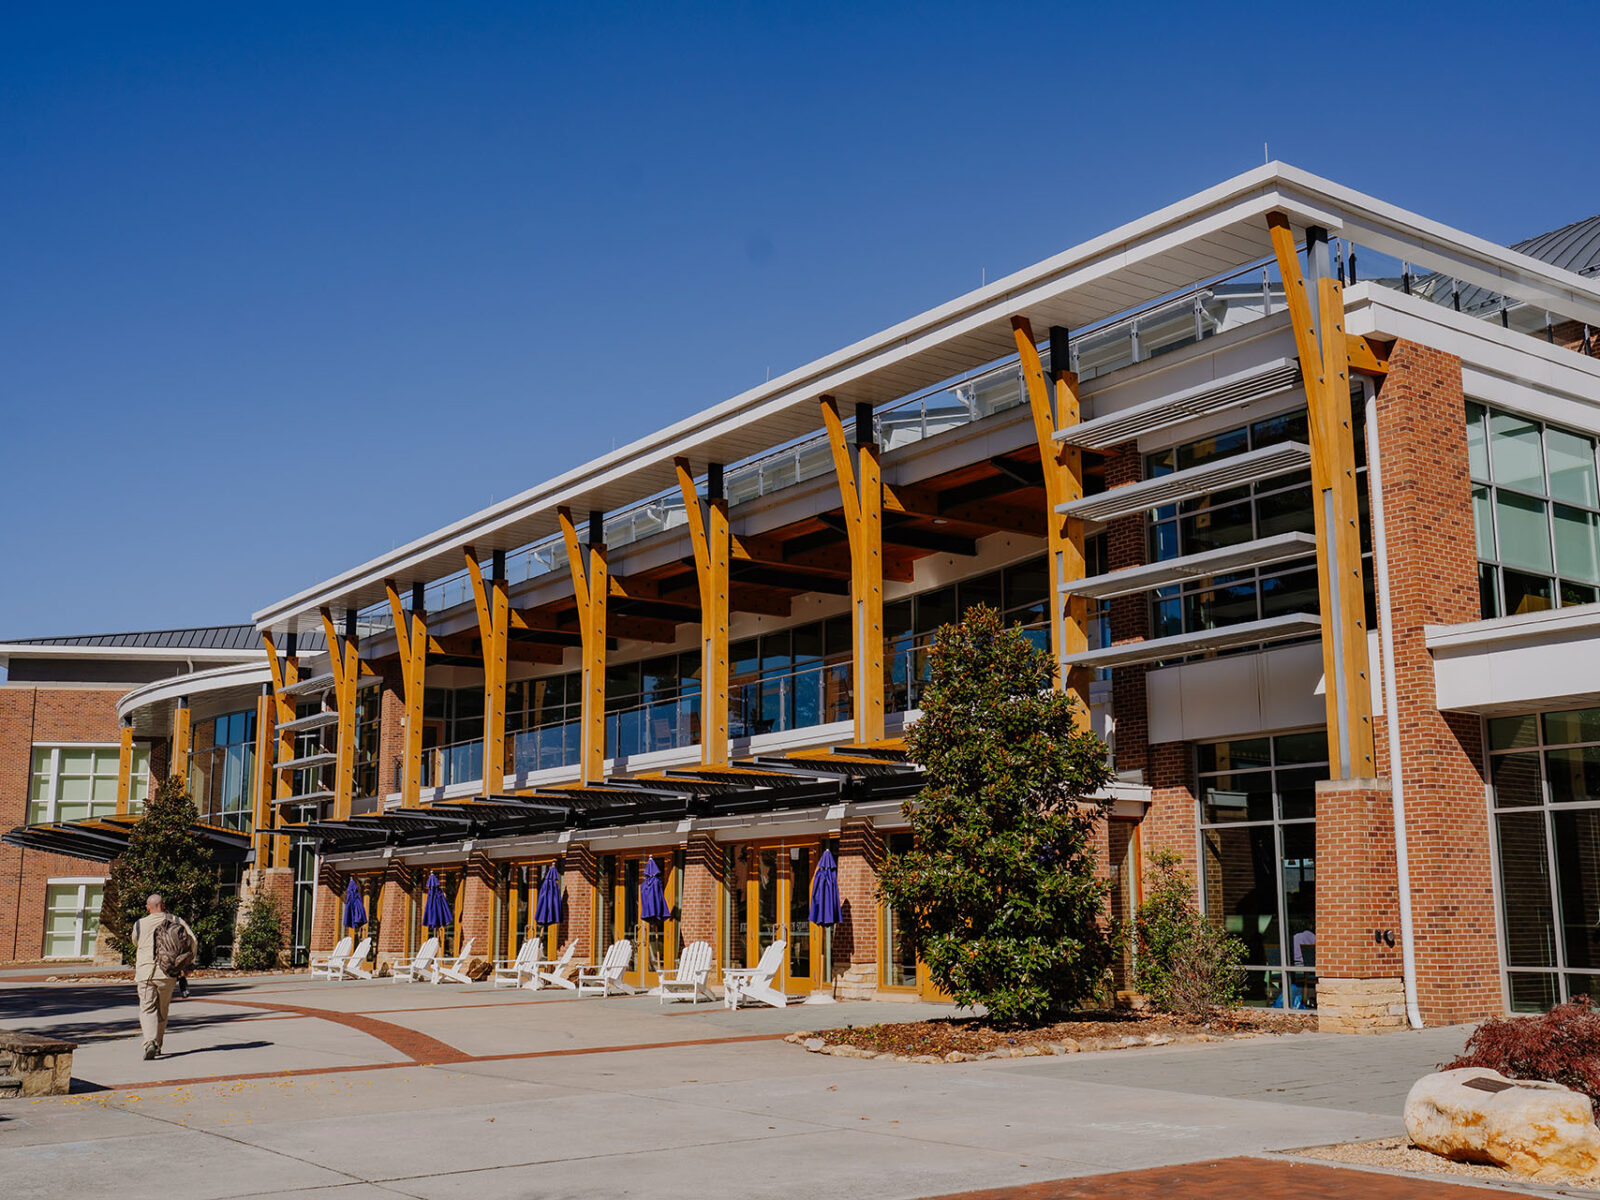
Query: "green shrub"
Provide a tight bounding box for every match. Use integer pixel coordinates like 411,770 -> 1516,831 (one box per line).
878,605 -> 1114,1026
1130,850 -> 1245,1018
233,892 -> 287,971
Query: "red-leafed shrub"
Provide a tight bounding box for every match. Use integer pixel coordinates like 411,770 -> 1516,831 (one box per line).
1445,997 -> 1600,1115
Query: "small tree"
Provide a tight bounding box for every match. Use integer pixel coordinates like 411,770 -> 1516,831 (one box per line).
233,892 -> 287,971
101,775 -> 237,964
1129,850 -> 1245,1017
878,606 -> 1114,1026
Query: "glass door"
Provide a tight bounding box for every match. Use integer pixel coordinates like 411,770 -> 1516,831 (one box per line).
723,841 -> 825,996
604,853 -> 679,987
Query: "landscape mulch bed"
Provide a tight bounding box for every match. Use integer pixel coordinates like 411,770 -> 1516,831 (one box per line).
796,1008 -> 1315,1060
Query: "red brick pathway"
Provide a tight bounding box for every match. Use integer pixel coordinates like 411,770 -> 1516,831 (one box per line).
918,1157 -> 1535,1198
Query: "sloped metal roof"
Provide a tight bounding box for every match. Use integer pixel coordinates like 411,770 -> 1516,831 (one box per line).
6,624 -> 326,652
1513,213 -> 1600,280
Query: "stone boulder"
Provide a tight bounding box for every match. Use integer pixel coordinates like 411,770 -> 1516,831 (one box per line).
1405,1067 -> 1600,1179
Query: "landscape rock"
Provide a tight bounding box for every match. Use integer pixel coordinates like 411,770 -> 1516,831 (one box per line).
1405,1067 -> 1600,1180
803,1037 -> 825,1052
945,1051 -> 967,1063
911,1054 -> 941,1064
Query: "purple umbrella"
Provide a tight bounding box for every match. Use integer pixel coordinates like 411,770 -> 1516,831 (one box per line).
422,872 -> 453,931
640,857 -> 670,923
534,863 -> 563,926
342,877 -> 367,928
809,849 -> 841,926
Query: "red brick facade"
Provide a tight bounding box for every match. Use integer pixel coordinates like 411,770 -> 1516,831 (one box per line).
0,686 -> 124,962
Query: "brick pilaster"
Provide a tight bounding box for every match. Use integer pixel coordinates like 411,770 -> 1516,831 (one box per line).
458,851 -> 496,957
377,862 -> 413,955
562,844 -> 599,962
833,820 -> 882,997
679,835 -> 720,961
311,861 -> 344,954
1373,340 -> 1499,1024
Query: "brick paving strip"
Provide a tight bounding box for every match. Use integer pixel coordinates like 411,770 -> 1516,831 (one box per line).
915,1156 -> 1536,1198
102,996 -> 784,1090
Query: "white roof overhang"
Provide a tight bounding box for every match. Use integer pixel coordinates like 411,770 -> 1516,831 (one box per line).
254,163 -> 1600,634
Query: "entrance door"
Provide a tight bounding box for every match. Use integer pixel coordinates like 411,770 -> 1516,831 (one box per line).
601,853 -> 679,988
724,842 -> 826,995
879,831 -> 950,1000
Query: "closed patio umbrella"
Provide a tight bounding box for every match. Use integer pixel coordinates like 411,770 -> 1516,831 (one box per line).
534,863 -> 563,927
809,849 -> 841,926
640,857 -> 670,923
342,877 -> 367,930
806,849 -> 841,1004
422,872 -> 453,932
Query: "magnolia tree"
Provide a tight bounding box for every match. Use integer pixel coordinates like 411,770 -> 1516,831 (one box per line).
101,775 -> 237,964
878,605 -> 1114,1025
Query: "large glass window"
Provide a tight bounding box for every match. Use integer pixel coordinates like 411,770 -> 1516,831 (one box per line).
1468,403 -> 1600,619
1488,707 -> 1600,1010
42,880 -> 104,958
126,744 -> 152,814
190,710 -> 256,832
1145,404 -> 1373,640
28,745 -> 121,825
1197,730 -> 1327,1009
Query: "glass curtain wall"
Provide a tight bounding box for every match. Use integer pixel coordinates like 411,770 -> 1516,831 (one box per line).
1197,730 -> 1327,1008
1467,403 -> 1600,619
190,710 -> 256,831
1487,707 -> 1600,1011
1145,400 -> 1374,639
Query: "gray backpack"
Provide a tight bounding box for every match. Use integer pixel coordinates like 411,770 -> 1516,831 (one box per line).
155,916 -> 196,976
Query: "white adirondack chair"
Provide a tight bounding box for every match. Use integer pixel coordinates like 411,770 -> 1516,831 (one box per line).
657,940 -> 715,1005
576,939 -> 638,997
338,936 -> 374,980
492,939 -> 544,989
429,937 -> 478,985
722,939 -> 788,1009
394,937 -> 439,982
535,940 -> 580,990
309,936 -> 355,981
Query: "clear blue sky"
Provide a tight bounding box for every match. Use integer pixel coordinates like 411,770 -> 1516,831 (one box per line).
2,2 -> 1593,640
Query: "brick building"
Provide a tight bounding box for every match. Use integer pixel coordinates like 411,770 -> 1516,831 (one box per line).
6,166 -> 1600,1029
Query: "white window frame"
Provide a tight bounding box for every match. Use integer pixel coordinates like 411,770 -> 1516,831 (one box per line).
29,743 -> 122,825
43,876 -> 107,960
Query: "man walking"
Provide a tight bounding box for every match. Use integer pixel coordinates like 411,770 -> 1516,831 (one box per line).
133,894 -> 196,1060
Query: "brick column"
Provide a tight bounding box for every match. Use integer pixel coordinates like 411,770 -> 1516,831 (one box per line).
376,658 -> 407,801
310,861 -> 344,954
458,852 -> 496,964
377,863 -> 412,957
834,819 -> 882,999
1315,778 -> 1405,1032
236,866 -> 296,966
562,844 -> 599,962
1373,340 -> 1499,1024
679,835 -> 720,962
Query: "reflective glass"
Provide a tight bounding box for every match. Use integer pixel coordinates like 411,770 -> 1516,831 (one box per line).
1465,403 -> 1490,480
1472,485 -> 1496,560
1495,492 -> 1552,573
1545,708 -> 1600,746
1491,752 -> 1544,807
1547,746 -> 1600,804
1552,808 -> 1600,970
1489,410 -> 1547,493
1497,811 -> 1556,966
1554,505 -> 1600,583
1204,825 -> 1282,967
1546,428 -> 1598,507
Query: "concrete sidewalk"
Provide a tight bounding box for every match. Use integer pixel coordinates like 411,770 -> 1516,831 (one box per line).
0,975 -> 1479,1200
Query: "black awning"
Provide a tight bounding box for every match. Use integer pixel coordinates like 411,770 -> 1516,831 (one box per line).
2,816 -> 252,864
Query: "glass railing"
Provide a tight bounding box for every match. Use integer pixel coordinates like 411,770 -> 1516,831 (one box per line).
418,738 -> 485,790
731,657 -> 853,738
355,256 -> 1291,640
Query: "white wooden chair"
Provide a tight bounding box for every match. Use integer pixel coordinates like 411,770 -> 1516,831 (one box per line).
394,937 -> 439,982
722,939 -> 788,1009
492,939 -> 544,989
657,940 -> 715,1005
576,939 -> 638,997
429,937 -> 478,985
535,940 -> 580,990
309,936 -> 354,981
337,936 -> 374,980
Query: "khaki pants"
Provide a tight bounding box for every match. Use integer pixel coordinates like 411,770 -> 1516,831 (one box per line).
136,978 -> 175,1050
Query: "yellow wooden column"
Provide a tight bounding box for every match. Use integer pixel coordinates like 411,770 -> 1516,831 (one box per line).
559,507 -> 608,784
1267,213 -> 1375,779
675,458 -> 731,766
821,397 -> 886,745
251,687 -> 274,858
1012,317 -> 1091,722
385,580 -> 430,807
115,722 -> 134,815
464,550 -> 509,796
263,632 -> 300,866
320,608 -> 362,820
171,697 -> 192,786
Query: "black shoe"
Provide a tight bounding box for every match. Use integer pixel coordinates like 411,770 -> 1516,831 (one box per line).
177,978 -> 189,999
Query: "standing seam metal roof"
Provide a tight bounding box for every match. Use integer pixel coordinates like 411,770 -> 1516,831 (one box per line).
1514,214 -> 1600,280
4,625 -> 326,652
